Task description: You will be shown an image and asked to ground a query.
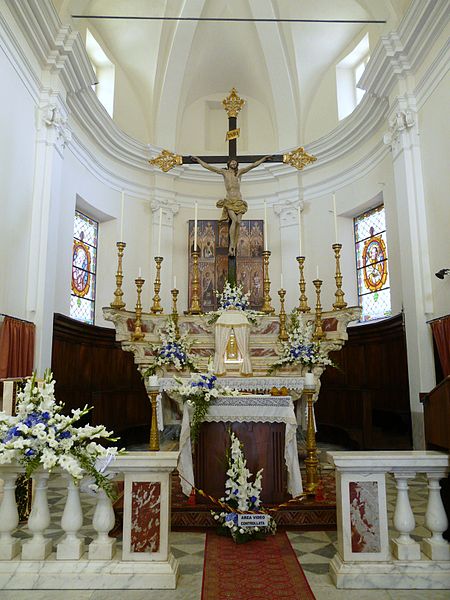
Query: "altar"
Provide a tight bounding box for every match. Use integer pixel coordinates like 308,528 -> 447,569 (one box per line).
178,394 -> 302,503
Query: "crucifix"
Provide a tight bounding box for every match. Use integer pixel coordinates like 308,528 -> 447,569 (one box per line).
149,88 -> 316,283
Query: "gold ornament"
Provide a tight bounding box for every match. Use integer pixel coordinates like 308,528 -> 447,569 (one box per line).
222,88 -> 245,117
149,149 -> 183,173
283,147 -> 317,171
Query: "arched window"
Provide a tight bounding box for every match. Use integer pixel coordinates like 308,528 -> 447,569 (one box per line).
70,210 -> 98,325
336,34 -> 369,120
354,204 -> 392,322
86,29 -> 115,117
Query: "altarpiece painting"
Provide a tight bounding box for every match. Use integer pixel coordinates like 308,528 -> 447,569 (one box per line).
188,220 -> 264,312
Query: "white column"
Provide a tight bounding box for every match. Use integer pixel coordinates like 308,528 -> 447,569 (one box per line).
422,471 -> 450,561
273,195 -> 304,313
26,93 -> 71,373
22,471 -> 53,560
391,472 -> 421,560
150,198 -> 180,313
57,474 -> 85,560
383,99 -> 435,449
88,489 -> 116,560
0,470 -> 20,560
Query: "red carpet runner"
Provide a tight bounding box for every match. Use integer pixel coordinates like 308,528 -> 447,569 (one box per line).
201,531 -> 316,600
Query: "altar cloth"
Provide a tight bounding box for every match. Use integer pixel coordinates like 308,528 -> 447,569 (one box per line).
178,394 -> 303,499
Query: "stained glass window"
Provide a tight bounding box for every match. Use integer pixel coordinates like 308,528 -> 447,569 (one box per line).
354,204 -> 392,322
70,211 -> 98,325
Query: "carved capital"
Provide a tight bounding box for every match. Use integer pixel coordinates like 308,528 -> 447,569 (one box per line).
37,101 -> 72,154
273,198 -> 304,226
383,110 -> 415,151
150,198 -> 180,226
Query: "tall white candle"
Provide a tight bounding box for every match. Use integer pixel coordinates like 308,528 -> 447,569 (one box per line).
138,267 -> 142,278
316,265 -> 319,279
194,202 -> 198,250
332,193 -> 338,244
120,191 -> 125,241
173,275 -> 177,289
264,200 -> 268,251
304,372 -> 315,387
157,207 -> 162,256
280,273 -> 284,289
298,205 -> 302,256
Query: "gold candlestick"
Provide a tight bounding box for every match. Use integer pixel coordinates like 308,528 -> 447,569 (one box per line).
171,288 -> 180,338
150,256 -> 164,314
304,385 -> 320,495
278,289 -> 288,341
296,256 -> 310,313
261,250 -> 275,314
131,276 -> 145,341
186,250 -> 202,314
110,241 -> 126,309
312,279 -> 324,340
148,389 -> 160,451
332,243 -> 348,310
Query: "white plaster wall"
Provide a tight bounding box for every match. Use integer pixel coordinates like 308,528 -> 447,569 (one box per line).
0,45 -> 35,319
304,67 -> 339,144
418,71 -> 450,319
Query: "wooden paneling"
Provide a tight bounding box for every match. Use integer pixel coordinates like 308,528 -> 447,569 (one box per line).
317,313 -> 412,449
51,314 -> 149,445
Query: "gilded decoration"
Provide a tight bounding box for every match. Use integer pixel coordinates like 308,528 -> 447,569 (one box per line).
148,149 -> 183,173
362,235 -> 388,292
226,128 -> 240,141
283,147 -> 317,170
222,87 -> 245,117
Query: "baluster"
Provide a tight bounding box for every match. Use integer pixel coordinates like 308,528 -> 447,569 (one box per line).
422,472 -> 450,561
88,489 -> 116,560
22,471 -> 53,560
391,472 -> 421,560
57,475 -> 85,559
0,470 -> 20,559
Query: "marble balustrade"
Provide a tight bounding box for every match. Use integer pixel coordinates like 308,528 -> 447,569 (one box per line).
0,451 -> 180,590
328,450 -> 450,590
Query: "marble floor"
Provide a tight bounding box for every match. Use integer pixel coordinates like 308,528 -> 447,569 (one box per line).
1,470 -> 448,599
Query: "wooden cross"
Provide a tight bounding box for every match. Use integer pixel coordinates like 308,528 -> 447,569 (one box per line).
149,88 -> 316,281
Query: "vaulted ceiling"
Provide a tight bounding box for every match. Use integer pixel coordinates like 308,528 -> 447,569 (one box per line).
55,0 -> 411,149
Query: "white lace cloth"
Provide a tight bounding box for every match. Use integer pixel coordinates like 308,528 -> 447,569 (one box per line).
178,394 -> 303,498
158,376 -> 304,392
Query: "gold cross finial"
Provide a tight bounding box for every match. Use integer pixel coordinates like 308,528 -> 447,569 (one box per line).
222,88 -> 245,117
148,149 -> 183,172
283,147 -> 317,170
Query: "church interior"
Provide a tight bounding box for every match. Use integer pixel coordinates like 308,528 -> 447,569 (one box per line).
0,0 -> 449,598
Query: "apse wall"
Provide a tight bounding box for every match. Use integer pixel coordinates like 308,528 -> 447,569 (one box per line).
0,40 -> 35,320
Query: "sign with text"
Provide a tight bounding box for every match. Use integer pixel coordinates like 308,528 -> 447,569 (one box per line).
237,513 -> 270,528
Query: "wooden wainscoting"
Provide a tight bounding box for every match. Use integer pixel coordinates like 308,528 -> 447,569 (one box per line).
51,313 -> 150,446
317,313 -> 412,450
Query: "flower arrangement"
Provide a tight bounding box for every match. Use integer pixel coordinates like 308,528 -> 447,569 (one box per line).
208,282 -> 260,325
268,313 -> 334,374
173,370 -> 239,442
143,317 -> 198,376
212,432 -> 276,543
0,371 -> 119,499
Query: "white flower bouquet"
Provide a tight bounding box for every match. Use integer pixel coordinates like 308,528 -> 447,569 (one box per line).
143,317 -> 198,376
207,282 -> 260,325
212,432 -> 276,543
0,371 -> 119,499
268,313 -> 335,374
173,370 -> 239,442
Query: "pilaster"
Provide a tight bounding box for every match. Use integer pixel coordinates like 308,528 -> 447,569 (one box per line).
383,95 -> 434,448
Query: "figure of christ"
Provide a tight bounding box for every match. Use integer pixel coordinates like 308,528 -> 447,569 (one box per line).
191,155 -> 273,256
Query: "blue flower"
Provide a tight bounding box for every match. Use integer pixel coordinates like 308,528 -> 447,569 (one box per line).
25,449 -> 35,456
58,431 -> 71,439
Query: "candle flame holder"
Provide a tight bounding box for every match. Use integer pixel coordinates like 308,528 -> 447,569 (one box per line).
110,242 -> 126,309
171,288 -> 180,338
304,385 -> 320,495
296,256 -> 310,313
278,289 -> 289,341
185,250 -> 202,314
312,278 -> 324,340
332,243 -> 348,310
261,250 -> 275,314
150,256 -> 164,314
131,277 -> 145,341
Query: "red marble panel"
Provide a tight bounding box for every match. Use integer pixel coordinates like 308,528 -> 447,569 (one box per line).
349,481 -> 381,553
323,317 -> 338,332
251,348 -> 278,357
130,481 -> 161,553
